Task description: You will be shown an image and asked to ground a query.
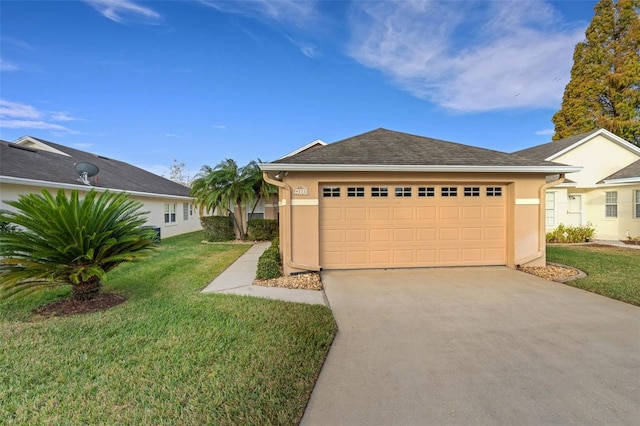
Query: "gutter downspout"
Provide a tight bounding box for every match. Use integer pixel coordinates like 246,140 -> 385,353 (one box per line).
517,174 -> 566,266
262,172 -> 320,273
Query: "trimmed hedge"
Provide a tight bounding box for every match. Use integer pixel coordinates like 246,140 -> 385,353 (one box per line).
247,219 -> 279,241
256,239 -> 282,280
201,215 -> 235,242
546,223 -> 596,243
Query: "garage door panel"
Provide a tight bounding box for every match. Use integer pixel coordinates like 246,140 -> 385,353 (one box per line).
346,251 -> 367,264
370,251 -> 390,264
417,207 -> 437,220
485,206 -> 506,219
323,229 -> 344,243
440,228 -> 460,241
370,207 -> 391,220
346,207 -> 366,221
394,250 -> 414,263
417,228 -> 437,241
370,229 -> 390,242
393,228 -> 414,241
345,229 -> 367,243
462,206 -> 483,219
440,206 -> 460,220
320,184 -> 507,269
462,227 -> 483,240
393,207 -> 414,220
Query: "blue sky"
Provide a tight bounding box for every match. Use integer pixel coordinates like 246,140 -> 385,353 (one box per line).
1,0 -> 596,178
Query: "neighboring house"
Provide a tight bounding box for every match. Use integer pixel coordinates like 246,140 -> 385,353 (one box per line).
0,136 -> 202,239
260,128 -> 579,275
515,129 -> 640,240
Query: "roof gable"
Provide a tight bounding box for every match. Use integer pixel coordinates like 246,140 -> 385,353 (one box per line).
279,139 -> 327,159
263,128 -> 577,173
601,159 -> 640,183
515,129 -> 640,161
1,137 -> 191,198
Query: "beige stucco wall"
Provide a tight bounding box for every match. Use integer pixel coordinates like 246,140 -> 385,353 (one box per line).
0,182 -> 202,239
275,171 -> 552,274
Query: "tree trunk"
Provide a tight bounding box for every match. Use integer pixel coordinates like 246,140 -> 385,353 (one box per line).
72,279 -> 102,301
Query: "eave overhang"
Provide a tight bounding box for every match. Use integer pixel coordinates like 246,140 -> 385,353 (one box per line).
0,176 -> 194,201
259,163 -> 582,174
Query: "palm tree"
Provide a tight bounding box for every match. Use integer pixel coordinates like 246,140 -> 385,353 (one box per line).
0,189 -> 156,301
190,159 -> 255,238
190,159 -> 277,239
244,159 -> 278,221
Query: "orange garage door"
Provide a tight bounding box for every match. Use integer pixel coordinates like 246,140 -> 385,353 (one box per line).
319,184 -> 507,269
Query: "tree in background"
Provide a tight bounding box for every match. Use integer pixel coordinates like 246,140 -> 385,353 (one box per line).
0,189 -> 156,301
244,159 -> 279,220
191,159 -> 276,239
552,0 -> 639,145
167,159 -> 192,187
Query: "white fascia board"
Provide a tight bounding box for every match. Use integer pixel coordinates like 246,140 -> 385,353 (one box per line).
279,139 -> 327,159
600,177 -> 640,185
0,176 -> 194,201
259,163 -> 582,174
546,129 -> 640,161
15,136 -> 71,156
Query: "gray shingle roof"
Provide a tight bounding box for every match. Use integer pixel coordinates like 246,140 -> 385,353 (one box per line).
0,137 -> 191,197
513,130 -> 599,160
271,128 -> 568,168
602,159 -> 640,181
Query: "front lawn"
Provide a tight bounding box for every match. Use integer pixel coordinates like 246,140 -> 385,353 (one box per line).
547,244 -> 640,306
0,231 -> 337,425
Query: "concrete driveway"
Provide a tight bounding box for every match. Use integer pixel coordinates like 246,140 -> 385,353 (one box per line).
302,267 -> 640,425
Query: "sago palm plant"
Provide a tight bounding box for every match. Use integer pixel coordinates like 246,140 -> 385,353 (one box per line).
0,189 -> 156,301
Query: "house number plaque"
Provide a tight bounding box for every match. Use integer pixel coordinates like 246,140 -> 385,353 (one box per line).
293,185 -> 309,196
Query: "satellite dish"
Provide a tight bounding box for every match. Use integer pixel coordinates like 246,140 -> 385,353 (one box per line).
74,162 -> 99,185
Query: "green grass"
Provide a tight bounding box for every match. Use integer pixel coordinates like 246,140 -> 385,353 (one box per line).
0,231 -> 337,425
547,244 -> 640,306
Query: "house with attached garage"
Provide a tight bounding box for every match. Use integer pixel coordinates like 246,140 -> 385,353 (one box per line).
0,136 -> 202,239
515,129 -> 640,241
260,128 -> 580,275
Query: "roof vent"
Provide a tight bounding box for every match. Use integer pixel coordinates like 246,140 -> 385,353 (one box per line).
74,162 -> 99,186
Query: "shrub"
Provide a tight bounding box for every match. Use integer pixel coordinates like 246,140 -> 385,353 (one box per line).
546,223 -> 596,243
256,239 -> 282,280
247,219 -> 279,241
200,215 -> 235,242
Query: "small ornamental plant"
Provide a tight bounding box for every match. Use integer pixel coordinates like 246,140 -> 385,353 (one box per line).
0,189 -> 157,301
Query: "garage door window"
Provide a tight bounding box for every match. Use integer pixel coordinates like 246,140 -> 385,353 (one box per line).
486,187 -> 502,197
323,187 -> 340,197
347,187 -> 365,197
418,187 -> 435,197
395,187 -> 412,197
442,187 -> 458,197
464,187 -> 480,197
371,187 -> 389,197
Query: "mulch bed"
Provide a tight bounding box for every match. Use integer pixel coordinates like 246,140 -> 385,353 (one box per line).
254,272 -> 323,290
33,293 -> 127,317
518,263 -> 585,282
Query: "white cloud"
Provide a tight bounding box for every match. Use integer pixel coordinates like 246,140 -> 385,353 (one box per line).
0,59 -> 21,72
50,111 -> 83,122
212,124 -> 227,130
0,100 -> 80,133
347,0 -> 585,112
164,133 -> 182,138
198,0 -> 317,28
535,129 -> 555,136
84,0 -> 161,24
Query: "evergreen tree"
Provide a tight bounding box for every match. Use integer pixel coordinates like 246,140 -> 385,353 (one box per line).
552,0 -> 640,145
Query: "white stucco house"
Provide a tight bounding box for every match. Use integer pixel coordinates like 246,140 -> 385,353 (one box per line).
515,129 -> 640,240
0,136 -> 202,239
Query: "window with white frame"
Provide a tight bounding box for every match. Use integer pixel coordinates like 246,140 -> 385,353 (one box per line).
635,190 -> 640,219
605,191 -> 617,218
183,203 -> 189,221
546,192 -> 555,227
164,203 -> 176,223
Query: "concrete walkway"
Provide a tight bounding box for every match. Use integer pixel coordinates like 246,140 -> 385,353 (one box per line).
201,242 -> 326,306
